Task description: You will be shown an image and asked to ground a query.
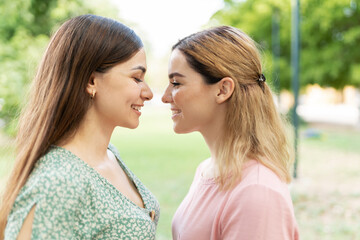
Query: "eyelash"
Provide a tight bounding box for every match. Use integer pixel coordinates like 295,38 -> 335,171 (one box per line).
134,78 -> 143,83
171,82 -> 180,86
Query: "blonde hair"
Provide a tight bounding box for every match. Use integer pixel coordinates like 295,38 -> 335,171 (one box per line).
0,15 -> 143,238
173,26 -> 294,190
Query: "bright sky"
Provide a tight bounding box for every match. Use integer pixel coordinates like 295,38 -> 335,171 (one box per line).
111,0 -> 224,57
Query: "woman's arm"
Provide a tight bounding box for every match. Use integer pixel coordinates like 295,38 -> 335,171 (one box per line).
17,205 -> 36,240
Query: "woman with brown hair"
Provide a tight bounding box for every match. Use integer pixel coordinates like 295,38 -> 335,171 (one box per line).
162,26 -> 299,239
0,14 -> 159,239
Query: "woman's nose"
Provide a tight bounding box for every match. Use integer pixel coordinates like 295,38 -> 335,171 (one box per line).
161,86 -> 172,103
142,83 -> 153,101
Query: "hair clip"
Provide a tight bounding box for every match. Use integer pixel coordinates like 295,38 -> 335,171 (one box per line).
258,74 -> 266,82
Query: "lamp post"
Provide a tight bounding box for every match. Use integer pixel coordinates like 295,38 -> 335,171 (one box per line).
291,0 -> 300,178
272,7 -> 280,101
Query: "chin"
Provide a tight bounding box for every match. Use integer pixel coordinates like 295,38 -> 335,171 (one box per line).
173,128 -> 183,134
129,123 -> 139,129
122,121 -> 139,129
173,125 -> 194,134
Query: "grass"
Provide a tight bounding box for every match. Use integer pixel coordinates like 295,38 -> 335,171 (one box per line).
293,123 -> 360,240
301,124 -> 360,154
1,105 -> 359,239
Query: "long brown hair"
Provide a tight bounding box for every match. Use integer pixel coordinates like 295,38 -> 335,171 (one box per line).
0,14 -> 143,237
173,26 -> 294,190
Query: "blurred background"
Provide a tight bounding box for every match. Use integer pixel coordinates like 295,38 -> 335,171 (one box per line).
0,0 -> 359,239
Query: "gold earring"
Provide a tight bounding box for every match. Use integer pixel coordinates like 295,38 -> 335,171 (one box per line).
91,90 -> 96,99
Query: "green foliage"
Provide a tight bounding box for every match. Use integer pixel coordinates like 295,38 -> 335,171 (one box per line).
0,0 -> 120,134
212,0 -> 360,90
301,0 -> 360,88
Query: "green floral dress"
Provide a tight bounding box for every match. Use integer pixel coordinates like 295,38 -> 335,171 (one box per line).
5,144 -> 160,239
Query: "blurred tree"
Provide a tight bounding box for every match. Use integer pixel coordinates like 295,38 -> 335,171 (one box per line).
211,0 -> 360,90
301,0 -> 360,88
0,0 -> 119,135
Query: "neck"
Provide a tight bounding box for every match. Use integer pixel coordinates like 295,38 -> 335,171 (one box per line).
58,108 -> 114,165
200,131 -> 222,179
201,130 -> 222,164
199,106 -> 227,166
198,103 -> 228,179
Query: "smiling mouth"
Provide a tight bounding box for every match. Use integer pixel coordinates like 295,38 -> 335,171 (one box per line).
172,109 -> 181,114
131,105 -> 142,112
171,109 -> 181,117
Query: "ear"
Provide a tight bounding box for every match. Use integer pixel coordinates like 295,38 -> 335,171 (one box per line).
215,77 -> 235,104
86,72 -> 97,96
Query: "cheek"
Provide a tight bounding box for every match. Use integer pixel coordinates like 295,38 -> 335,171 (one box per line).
173,88 -> 209,108
97,84 -> 139,111
172,89 -> 181,104
184,92 -> 215,117
116,83 -> 141,103
172,88 -> 195,106
131,85 -> 142,101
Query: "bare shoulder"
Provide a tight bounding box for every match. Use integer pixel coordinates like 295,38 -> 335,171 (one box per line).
17,205 -> 36,240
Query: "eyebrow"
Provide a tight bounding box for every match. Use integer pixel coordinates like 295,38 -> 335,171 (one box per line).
131,66 -> 146,73
168,72 -> 185,79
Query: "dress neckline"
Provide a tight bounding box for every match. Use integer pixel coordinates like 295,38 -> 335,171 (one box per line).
199,159 -> 259,185
50,145 -> 148,211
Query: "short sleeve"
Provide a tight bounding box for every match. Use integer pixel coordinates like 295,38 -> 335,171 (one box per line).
30,170 -> 90,239
220,184 -> 298,240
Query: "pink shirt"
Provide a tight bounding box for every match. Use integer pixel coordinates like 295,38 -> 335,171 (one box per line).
172,159 -> 299,240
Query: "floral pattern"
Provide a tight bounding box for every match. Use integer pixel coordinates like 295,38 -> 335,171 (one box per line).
5,144 -> 160,239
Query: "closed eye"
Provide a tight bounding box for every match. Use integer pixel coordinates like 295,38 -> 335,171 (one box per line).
171,82 -> 180,86
134,77 -> 143,83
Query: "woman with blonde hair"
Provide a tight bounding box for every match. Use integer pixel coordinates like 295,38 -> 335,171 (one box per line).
162,26 -> 299,239
0,14 -> 159,239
